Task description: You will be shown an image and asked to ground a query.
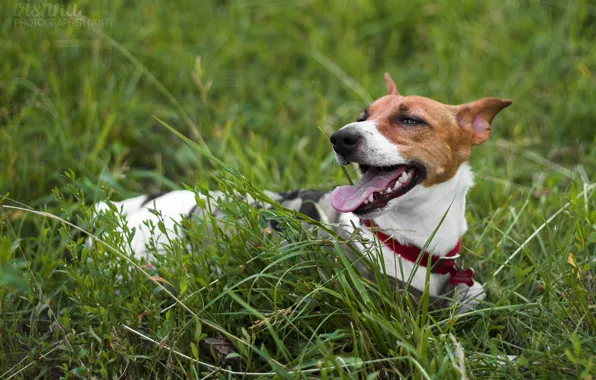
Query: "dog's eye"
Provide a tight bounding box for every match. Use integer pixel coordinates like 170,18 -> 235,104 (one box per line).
398,116 -> 425,126
356,112 -> 367,122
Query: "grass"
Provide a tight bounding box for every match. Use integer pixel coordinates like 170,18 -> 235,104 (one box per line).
1,0 -> 595,378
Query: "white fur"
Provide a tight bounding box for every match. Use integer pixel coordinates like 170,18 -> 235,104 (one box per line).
334,121 -> 408,167
335,164 -> 475,297
92,190 -> 279,261
94,190 -> 205,261
332,117 -> 483,305
375,163 -> 474,256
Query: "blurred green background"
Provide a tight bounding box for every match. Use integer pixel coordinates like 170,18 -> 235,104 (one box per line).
2,0 -> 594,204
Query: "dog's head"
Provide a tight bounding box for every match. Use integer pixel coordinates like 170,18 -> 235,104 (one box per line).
330,73 -> 511,218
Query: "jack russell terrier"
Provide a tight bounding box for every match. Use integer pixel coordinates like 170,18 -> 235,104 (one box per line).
94,73 -> 511,312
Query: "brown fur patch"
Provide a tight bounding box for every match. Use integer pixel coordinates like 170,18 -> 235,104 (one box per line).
364,94 -> 510,186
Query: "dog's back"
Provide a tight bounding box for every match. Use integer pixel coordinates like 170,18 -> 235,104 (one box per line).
93,188 -> 343,259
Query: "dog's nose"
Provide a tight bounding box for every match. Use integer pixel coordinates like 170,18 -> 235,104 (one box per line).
330,128 -> 361,156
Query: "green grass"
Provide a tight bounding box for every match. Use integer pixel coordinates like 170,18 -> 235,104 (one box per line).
1,0 -> 595,378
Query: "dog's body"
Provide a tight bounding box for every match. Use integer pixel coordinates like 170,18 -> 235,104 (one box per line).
94,74 -> 511,312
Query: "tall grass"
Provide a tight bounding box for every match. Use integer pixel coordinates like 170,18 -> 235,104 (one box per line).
1,0 -> 594,378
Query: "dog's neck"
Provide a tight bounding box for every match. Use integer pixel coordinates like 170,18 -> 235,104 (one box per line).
371,163 -> 474,257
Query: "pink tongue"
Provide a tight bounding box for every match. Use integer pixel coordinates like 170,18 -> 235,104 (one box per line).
331,167 -> 405,212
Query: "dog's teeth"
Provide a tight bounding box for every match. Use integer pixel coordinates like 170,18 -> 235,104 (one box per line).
368,194 -> 374,202
394,182 -> 401,190
400,171 -> 412,183
364,199 -> 369,204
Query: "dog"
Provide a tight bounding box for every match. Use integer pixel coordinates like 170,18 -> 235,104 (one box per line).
93,73 -> 511,312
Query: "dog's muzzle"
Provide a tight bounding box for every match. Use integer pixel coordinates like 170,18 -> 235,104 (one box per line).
330,127 -> 361,157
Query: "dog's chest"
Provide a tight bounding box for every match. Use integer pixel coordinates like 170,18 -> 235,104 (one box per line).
335,213 -> 450,295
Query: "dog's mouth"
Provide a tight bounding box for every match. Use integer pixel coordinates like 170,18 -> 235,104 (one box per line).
330,163 -> 426,214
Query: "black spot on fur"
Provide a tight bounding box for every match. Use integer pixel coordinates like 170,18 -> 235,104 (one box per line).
278,190 -> 300,201
186,205 -> 198,218
270,219 -> 281,232
268,189 -> 328,229
298,201 -> 321,221
298,190 -> 326,222
299,190 -> 326,202
141,192 -> 168,207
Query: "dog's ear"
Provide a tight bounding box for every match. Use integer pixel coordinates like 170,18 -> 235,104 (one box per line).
384,73 -> 399,96
453,98 -> 512,145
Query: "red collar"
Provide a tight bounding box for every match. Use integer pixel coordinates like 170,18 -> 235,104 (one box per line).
362,220 -> 474,287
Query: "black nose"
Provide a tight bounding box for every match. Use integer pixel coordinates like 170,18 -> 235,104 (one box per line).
330,128 -> 361,156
